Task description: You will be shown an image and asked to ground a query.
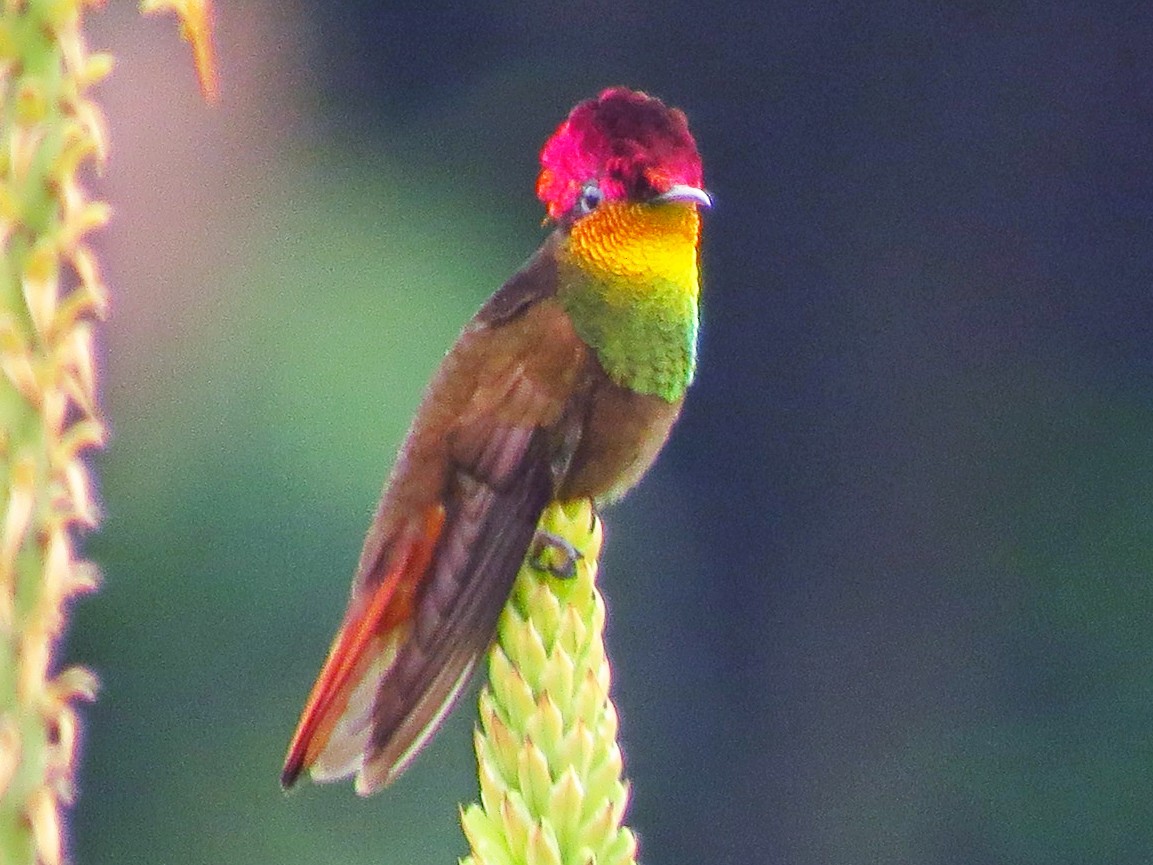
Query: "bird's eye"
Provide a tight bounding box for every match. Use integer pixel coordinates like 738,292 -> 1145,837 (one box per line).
577,183 -> 603,215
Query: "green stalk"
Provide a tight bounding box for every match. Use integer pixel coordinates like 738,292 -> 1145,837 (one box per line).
461,499 -> 638,865
0,3 -> 109,862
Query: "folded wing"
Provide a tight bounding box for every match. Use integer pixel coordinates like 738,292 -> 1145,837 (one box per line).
283,274 -> 591,794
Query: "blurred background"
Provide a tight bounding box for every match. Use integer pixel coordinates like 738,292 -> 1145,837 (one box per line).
66,1 -> 1153,863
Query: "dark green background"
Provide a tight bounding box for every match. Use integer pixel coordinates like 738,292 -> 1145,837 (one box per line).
68,2 -> 1153,863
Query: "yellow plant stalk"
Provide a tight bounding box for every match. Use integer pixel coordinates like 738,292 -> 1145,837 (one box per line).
140,0 -> 217,101
0,2 -> 109,862
0,0 -> 212,859
461,499 -> 638,865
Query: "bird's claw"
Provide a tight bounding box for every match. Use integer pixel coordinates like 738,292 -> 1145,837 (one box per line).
528,530 -> 583,579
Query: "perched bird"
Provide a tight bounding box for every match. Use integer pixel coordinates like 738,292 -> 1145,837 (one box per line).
282,87 -> 710,796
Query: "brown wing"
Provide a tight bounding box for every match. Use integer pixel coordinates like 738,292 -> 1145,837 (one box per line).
283,239 -> 593,794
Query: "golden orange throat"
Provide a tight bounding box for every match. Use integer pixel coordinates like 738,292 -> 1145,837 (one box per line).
566,201 -> 702,293
557,199 -> 703,402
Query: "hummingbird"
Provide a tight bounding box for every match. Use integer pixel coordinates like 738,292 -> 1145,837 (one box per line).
281,87 -> 710,796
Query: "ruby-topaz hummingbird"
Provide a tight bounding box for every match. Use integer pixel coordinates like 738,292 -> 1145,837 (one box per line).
282,87 -> 710,795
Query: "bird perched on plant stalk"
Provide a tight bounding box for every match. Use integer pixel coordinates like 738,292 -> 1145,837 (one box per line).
281,87 -> 710,796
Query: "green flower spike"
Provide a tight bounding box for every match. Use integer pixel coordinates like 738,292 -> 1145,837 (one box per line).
0,2 -> 110,863
0,4 -> 208,863
461,499 -> 637,865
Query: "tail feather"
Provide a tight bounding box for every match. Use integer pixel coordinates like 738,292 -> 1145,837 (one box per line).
355,451 -> 554,794
308,634 -> 402,782
282,433 -> 555,793
280,507 -> 444,789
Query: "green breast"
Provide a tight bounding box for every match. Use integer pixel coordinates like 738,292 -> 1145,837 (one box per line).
558,262 -> 699,404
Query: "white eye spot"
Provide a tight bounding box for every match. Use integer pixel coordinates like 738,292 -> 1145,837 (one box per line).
577,182 -> 603,215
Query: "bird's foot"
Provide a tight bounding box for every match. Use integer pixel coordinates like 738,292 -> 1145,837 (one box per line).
528,530 -> 583,579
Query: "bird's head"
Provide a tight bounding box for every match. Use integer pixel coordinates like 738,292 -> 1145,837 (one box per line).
536,87 -> 710,222
537,88 -> 709,286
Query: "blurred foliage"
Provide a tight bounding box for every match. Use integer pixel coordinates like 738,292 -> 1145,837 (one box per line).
69,152 -> 532,863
